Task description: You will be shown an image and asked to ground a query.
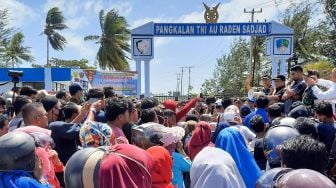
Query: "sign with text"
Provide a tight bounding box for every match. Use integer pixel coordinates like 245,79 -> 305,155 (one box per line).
90,70 -> 137,96
154,23 -> 270,36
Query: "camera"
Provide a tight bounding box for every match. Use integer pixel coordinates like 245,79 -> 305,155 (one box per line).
8,70 -> 23,78
8,70 -> 23,83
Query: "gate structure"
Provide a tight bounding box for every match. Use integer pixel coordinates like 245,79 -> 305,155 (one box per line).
131,21 -> 294,97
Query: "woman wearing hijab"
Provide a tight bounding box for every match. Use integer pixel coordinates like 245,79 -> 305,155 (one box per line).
99,144 -> 154,188
190,147 -> 246,188
215,128 -> 261,188
188,121 -> 214,160
147,146 -> 174,188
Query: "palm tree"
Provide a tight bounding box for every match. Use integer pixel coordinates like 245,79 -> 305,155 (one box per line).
2,32 -> 34,68
43,7 -> 67,66
84,9 -> 130,70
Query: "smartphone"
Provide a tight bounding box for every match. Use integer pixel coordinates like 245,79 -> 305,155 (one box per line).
88,98 -> 99,104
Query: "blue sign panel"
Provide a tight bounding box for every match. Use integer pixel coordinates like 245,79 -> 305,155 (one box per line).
154,23 -> 270,36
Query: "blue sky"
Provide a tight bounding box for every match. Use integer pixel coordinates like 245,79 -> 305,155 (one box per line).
0,0 -> 299,94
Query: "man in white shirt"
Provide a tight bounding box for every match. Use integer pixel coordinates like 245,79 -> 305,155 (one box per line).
306,68 -> 336,100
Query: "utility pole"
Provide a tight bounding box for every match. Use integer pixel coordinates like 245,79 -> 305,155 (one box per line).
180,67 -> 184,97
186,66 -> 195,99
176,73 -> 180,95
244,8 -> 262,85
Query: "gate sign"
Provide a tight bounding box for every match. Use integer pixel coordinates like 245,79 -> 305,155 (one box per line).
154,23 -> 270,36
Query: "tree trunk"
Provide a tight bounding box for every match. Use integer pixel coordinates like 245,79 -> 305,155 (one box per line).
12,58 -> 14,68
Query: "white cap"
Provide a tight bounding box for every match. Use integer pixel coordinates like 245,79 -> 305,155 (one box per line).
215,99 -> 222,107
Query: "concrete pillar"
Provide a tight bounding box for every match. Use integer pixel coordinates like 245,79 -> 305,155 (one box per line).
271,57 -> 279,79
279,59 -> 287,76
136,60 -> 142,98
144,60 -> 150,97
44,68 -> 52,91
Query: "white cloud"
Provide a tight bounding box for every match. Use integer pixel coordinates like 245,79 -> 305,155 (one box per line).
0,0 -> 38,27
110,2 -> 133,17
42,0 -> 65,13
84,0 -> 104,14
42,0 -> 103,18
66,16 -> 89,30
62,32 -> 97,59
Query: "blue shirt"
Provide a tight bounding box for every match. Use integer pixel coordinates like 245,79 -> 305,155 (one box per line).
317,122 -> 336,153
244,108 -> 269,129
172,152 -> 191,188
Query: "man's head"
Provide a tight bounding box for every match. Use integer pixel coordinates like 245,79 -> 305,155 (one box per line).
222,97 -> 232,110
140,108 -> 158,124
56,90 -> 70,106
103,87 -> 115,99
163,109 -> 176,127
87,88 -> 104,100
13,95 -> 32,116
105,98 -> 129,127
127,100 -> 138,124
19,86 -> 38,102
281,135 -> 327,173
62,102 -> 80,122
272,75 -> 286,88
69,83 -> 83,100
250,115 -> 265,133
290,65 -> 303,81
293,117 -> 318,139
256,95 -> 269,109
268,103 -> 283,123
315,102 -> 334,123
261,75 -> 272,88
140,97 -> 158,110
41,96 -> 61,122
22,102 -> 48,128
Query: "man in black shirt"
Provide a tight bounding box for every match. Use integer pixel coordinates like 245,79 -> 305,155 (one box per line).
268,75 -> 286,103
282,65 -> 307,114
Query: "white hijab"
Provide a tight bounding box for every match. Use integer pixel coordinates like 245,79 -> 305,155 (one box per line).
190,146 -> 247,188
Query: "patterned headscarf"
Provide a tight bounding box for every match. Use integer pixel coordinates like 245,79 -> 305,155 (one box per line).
79,121 -> 116,148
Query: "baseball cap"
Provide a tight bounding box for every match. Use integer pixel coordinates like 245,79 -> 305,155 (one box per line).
272,75 -> 286,82
132,123 -> 185,147
163,100 -> 177,112
69,83 -> 83,96
262,75 -> 271,80
223,111 -> 241,124
215,99 -> 223,107
240,105 -> 251,117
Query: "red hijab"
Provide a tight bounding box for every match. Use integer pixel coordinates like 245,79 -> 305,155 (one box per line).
147,146 -> 174,188
99,144 -> 154,188
188,121 -> 214,160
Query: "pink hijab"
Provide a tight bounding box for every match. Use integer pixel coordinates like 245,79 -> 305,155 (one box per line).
99,144 -> 154,188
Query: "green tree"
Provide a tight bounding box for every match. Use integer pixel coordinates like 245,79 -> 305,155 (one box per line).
201,38 -> 249,95
281,2 -> 322,64
43,7 -> 67,66
304,60 -> 334,79
84,9 -> 130,70
0,9 -> 14,60
2,32 -> 34,68
319,0 -> 336,64
47,58 -> 96,69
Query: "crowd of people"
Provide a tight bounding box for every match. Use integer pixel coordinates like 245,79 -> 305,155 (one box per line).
0,65 -> 336,187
